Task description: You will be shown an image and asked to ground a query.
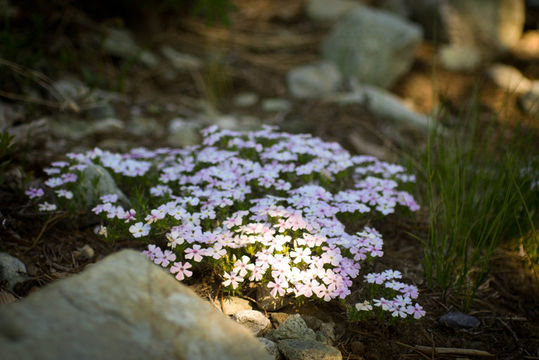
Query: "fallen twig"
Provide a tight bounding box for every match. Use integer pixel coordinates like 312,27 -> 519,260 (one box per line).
27,212 -> 71,251
414,345 -> 494,357
394,341 -> 431,360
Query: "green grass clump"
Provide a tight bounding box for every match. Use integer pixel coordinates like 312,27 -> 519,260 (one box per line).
418,111 -> 538,309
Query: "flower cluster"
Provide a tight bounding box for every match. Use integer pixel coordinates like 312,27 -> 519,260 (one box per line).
29,125 -> 424,318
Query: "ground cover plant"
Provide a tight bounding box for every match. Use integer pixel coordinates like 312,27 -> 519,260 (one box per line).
27,125 -> 425,320
418,113 -> 539,310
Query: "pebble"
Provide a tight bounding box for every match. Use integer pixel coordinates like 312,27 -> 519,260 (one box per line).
272,314 -> 317,341
0,253 -> 28,292
439,311 -> 480,329
233,310 -> 272,336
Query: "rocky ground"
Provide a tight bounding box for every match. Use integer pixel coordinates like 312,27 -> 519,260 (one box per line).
1,0 -> 538,359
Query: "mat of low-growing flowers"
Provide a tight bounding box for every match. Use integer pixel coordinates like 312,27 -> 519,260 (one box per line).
28,125 -> 425,319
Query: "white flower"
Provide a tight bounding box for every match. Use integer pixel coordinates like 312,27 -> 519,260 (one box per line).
129,222 -> 150,238
38,202 -> 57,212
355,301 -> 373,312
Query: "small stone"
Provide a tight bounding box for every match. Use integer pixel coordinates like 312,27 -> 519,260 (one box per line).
350,341 -> 366,355
439,46 -> 481,72
160,46 -> 202,71
287,61 -> 342,99
487,64 -> 532,94
90,118 -> 124,134
74,245 -> 95,261
256,286 -> 290,311
277,339 -> 342,360
259,338 -> 282,360
53,79 -> 89,100
261,99 -> 292,113
0,253 -> 27,292
233,310 -> 271,336
439,311 -> 480,329
213,115 -> 240,130
166,118 -> 201,147
81,163 -> 129,207
234,93 -> 259,107
273,314 -> 316,341
215,296 -> 252,316
126,117 -> 163,137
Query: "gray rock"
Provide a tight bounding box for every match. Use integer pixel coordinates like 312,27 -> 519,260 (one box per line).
256,286 -> 290,311
439,45 -> 482,71
49,117 -> 124,140
103,28 -> 140,59
167,118 -> 201,147
322,6 -> 423,89
103,28 -> 158,67
306,0 -> 359,23
332,84 -> 434,132
233,310 -> 271,336
277,339 -> 342,360
212,115 -> 240,130
487,64 -> 532,94
53,79 -> 90,100
0,250 -> 272,360
287,61 -> 342,99
234,93 -> 259,107
81,163 -> 129,207
215,296 -> 253,316
0,253 -> 27,291
259,338 -> 282,360
439,311 -> 480,329
273,314 -> 317,341
161,46 -> 202,71
261,98 -> 292,113
90,118 -> 124,134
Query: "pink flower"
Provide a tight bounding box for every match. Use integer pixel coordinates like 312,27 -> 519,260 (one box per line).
154,250 -> 176,267
25,187 -> 44,199
223,271 -> 243,289
407,303 -> 425,319
185,245 -> 204,262
170,261 -> 193,281
267,281 -> 286,298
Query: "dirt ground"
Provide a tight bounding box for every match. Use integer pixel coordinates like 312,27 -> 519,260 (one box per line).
1,2 -> 538,359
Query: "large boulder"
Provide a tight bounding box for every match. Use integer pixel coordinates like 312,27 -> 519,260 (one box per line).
0,250 -> 272,360
322,6 -> 423,89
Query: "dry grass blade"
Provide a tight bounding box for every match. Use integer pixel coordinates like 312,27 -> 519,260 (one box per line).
414,345 -> 494,357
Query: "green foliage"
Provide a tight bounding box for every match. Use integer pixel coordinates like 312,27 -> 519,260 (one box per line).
417,109 -> 538,309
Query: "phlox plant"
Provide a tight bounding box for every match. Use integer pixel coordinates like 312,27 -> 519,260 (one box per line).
27,125 -> 425,320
